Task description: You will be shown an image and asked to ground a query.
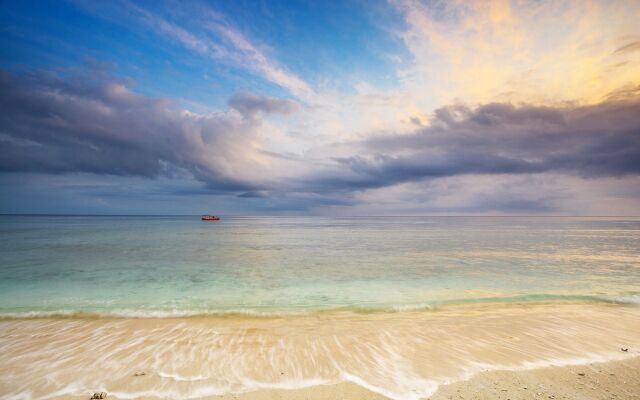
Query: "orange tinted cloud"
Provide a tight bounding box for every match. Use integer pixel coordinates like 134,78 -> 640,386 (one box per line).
394,0 -> 640,106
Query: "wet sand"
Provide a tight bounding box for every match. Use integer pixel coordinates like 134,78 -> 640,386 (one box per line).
211,356 -> 640,400
1,302 -> 639,400
430,356 -> 640,400
30,357 -> 640,399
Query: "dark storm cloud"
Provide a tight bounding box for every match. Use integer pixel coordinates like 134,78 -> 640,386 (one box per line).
306,99 -> 640,193
0,69 -> 289,192
3,67 -> 640,207
228,91 -> 299,118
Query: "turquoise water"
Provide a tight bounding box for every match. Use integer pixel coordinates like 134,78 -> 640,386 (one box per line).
0,216 -> 639,316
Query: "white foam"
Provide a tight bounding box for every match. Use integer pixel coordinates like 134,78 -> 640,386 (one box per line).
107,386 -> 227,399
337,350 -> 639,400
0,308 -> 312,319
239,377 -> 333,391
600,294 -> 640,305
157,371 -> 210,382
0,310 -> 78,319
390,303 -> 434,312
3,351 -> 637,400
109,389 -> 194,399
0,391 -> 33,400
340,371 -> 440,400
514,350 -> 637,371
4,382 -> 90,400
452,350 -> 638,388
4,293 -> 637,319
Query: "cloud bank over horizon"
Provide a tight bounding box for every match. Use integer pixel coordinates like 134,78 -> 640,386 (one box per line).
1,0 -> 639,215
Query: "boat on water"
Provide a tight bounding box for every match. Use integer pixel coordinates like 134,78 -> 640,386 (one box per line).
201,215 -> 221,221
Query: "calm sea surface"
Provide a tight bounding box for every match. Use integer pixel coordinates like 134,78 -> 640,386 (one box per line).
1,216 -> 639,316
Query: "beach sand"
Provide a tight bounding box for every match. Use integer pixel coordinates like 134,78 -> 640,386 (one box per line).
429,356 -> 640,400
44,357 -> 640,399
2,302 -> 639,400
212,357 -> 640,399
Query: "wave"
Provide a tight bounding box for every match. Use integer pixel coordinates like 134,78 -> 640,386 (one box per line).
389,302 -> 434,312
157,372 -> 210,382
0,308 -> 312,319
1,302 -> 639,400
344,351 -> 639,400
3,351 -> 636,400
598,294 -> 640,305
1,293 -> 637,319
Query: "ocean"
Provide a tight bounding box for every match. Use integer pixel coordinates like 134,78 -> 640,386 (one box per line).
1,216 -> 639,399
1,215 -> 639,316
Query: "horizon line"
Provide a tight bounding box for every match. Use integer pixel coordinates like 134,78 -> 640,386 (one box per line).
1,214 -> 639,218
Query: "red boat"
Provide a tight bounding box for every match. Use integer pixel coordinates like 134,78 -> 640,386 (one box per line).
201,215 -> 221,221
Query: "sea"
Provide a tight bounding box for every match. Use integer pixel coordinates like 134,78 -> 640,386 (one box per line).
1,215 -> 639,400
1,215 -> 639,316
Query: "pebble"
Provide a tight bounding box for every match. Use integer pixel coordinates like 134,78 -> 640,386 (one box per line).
578,373 -> 585,376
134,371 -> 146,376
90,392 -> 107,400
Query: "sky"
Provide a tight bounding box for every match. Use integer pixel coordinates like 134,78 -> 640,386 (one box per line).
1,0 -> 639,215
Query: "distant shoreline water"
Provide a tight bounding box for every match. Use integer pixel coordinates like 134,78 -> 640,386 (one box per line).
1,293 -> 639,319
1,215 -> 639,317
2,214 -> 640,219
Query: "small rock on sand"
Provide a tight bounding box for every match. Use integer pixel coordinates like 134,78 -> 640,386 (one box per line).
90,392 -> 107,399
134,371 -> 146,376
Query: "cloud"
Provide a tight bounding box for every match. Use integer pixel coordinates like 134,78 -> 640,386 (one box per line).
614,41 -> 640,55
228,92 -> 299,118
237,190 -> 269,198
303,98 -> 640,193
392,0 -> 640,106
122,1 -> 314,99
2,67 -> 639,215
0,69 -> 287,191
207,22 -> 314,99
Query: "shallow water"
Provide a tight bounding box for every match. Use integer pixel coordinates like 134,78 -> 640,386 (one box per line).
1,216 -> 639,316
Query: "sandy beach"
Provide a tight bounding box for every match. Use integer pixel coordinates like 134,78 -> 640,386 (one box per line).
2,302 -> 639,400
25,356 -> 640,399
210,356 -> 640,400
430,356 -> 640,400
